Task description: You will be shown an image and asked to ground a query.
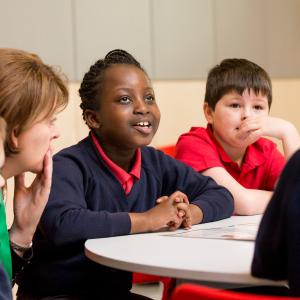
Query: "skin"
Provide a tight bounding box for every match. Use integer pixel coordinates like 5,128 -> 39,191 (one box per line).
2,116 -> 60,253
0,142 -> 5,188
203,89 -> 300,215
84,64 -> 203,232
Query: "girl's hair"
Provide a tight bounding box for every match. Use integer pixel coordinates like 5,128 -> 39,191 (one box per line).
0,48 -> 68,155
204,58 -> 272,110
79,49 -> 145,124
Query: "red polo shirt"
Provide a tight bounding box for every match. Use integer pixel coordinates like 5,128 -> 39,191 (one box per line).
175,125 -> 285,190
91,132 -> 141,195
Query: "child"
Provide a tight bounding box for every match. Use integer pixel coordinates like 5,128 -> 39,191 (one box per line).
16,49 -> 234,299
252,148 -> 300,297
0,48 -> 68,295
175,58 -> 300,215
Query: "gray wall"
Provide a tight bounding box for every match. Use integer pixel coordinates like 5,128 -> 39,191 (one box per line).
1,0 -> 300,81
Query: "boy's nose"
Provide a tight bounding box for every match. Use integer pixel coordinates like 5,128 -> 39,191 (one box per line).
241,108 -> 251,120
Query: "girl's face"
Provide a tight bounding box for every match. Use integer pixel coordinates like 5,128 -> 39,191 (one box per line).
12,116 -> 60,174
91,64 -> 160,151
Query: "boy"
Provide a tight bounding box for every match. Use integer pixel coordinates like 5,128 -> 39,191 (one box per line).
175,58 -> 300,215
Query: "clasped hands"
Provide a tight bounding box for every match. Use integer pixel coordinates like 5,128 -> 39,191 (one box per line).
150,191 -> 192,232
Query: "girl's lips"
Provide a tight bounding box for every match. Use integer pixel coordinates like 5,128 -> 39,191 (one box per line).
133,125 -> 153,135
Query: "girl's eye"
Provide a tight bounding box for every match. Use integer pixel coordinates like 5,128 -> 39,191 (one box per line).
145,94 -> 155,102
119,96 -> 131,104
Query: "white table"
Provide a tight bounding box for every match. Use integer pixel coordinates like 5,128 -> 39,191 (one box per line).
85,215 -> 285,286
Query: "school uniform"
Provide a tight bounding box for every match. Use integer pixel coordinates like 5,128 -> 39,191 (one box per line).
16,133 -> 234,299
175,125 -> 285,190
252,149 -> 300,297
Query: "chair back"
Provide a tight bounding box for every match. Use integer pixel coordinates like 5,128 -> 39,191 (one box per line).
158,144 -> 176,157
171,284 -> 294,300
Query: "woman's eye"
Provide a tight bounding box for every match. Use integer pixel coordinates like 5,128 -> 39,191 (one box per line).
119,96 -> 131,104
145,95 -> 155,102
49,117 -> 57,125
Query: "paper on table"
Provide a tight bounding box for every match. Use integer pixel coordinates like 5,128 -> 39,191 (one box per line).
163,222 -> 259,241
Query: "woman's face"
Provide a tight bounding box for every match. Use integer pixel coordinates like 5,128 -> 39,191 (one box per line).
14,116 -> 60,174
0,141 -> 5,187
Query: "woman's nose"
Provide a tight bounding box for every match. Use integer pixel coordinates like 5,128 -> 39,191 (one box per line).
52,125 -> 60,140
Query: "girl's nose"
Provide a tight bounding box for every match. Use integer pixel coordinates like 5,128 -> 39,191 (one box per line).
134,99 -> 149,114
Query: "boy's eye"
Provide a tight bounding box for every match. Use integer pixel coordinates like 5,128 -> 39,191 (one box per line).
119,96 -> 131,104
145,94 -> 155,102
230,103 -> 240,108
253,105 -> 264,110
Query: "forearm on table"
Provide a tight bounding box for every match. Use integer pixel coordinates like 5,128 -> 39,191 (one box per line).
234,188 -> 272,215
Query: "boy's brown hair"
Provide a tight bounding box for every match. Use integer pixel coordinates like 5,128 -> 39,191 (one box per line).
204,58 -> 272,110
0,48 -> 68,155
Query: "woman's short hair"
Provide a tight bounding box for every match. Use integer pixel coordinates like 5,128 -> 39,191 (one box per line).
0,48 -> 68,155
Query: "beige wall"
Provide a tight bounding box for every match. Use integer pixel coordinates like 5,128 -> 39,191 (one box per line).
5,78 -> 300,227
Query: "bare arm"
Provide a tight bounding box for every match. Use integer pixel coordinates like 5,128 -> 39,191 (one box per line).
202,167 -> 272,215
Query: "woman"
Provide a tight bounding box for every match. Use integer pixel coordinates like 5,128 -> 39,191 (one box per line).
0,48 -> 68,298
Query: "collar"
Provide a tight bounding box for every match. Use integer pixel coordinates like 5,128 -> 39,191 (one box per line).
90,132 -> 141,184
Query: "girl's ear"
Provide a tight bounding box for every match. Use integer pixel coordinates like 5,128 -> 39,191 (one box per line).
84,110 -> 101,129
203,102 -> 214,124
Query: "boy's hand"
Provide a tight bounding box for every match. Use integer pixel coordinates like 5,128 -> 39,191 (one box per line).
236,116 -> 300,159
238,116 -> 285,139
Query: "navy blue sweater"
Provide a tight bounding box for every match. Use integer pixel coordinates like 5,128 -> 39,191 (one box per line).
252,149 -> 300,297
17,136 -> 233,298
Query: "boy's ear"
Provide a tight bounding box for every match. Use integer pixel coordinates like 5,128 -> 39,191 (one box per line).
203,102 -> 214,124
84,110 -> 101,129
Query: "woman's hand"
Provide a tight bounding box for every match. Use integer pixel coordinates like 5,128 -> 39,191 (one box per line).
9,149 -> 52,248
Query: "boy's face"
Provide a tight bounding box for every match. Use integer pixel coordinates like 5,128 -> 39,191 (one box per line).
90,64 -> 160,150
204,89 -> 269,151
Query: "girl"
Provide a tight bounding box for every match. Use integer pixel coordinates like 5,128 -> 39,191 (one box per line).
17,49 -> 233,300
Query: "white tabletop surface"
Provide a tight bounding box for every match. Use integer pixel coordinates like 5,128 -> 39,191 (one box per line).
85,215 -> 284,286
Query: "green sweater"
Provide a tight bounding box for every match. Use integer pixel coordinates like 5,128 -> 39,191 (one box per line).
0,190 -> 12,279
